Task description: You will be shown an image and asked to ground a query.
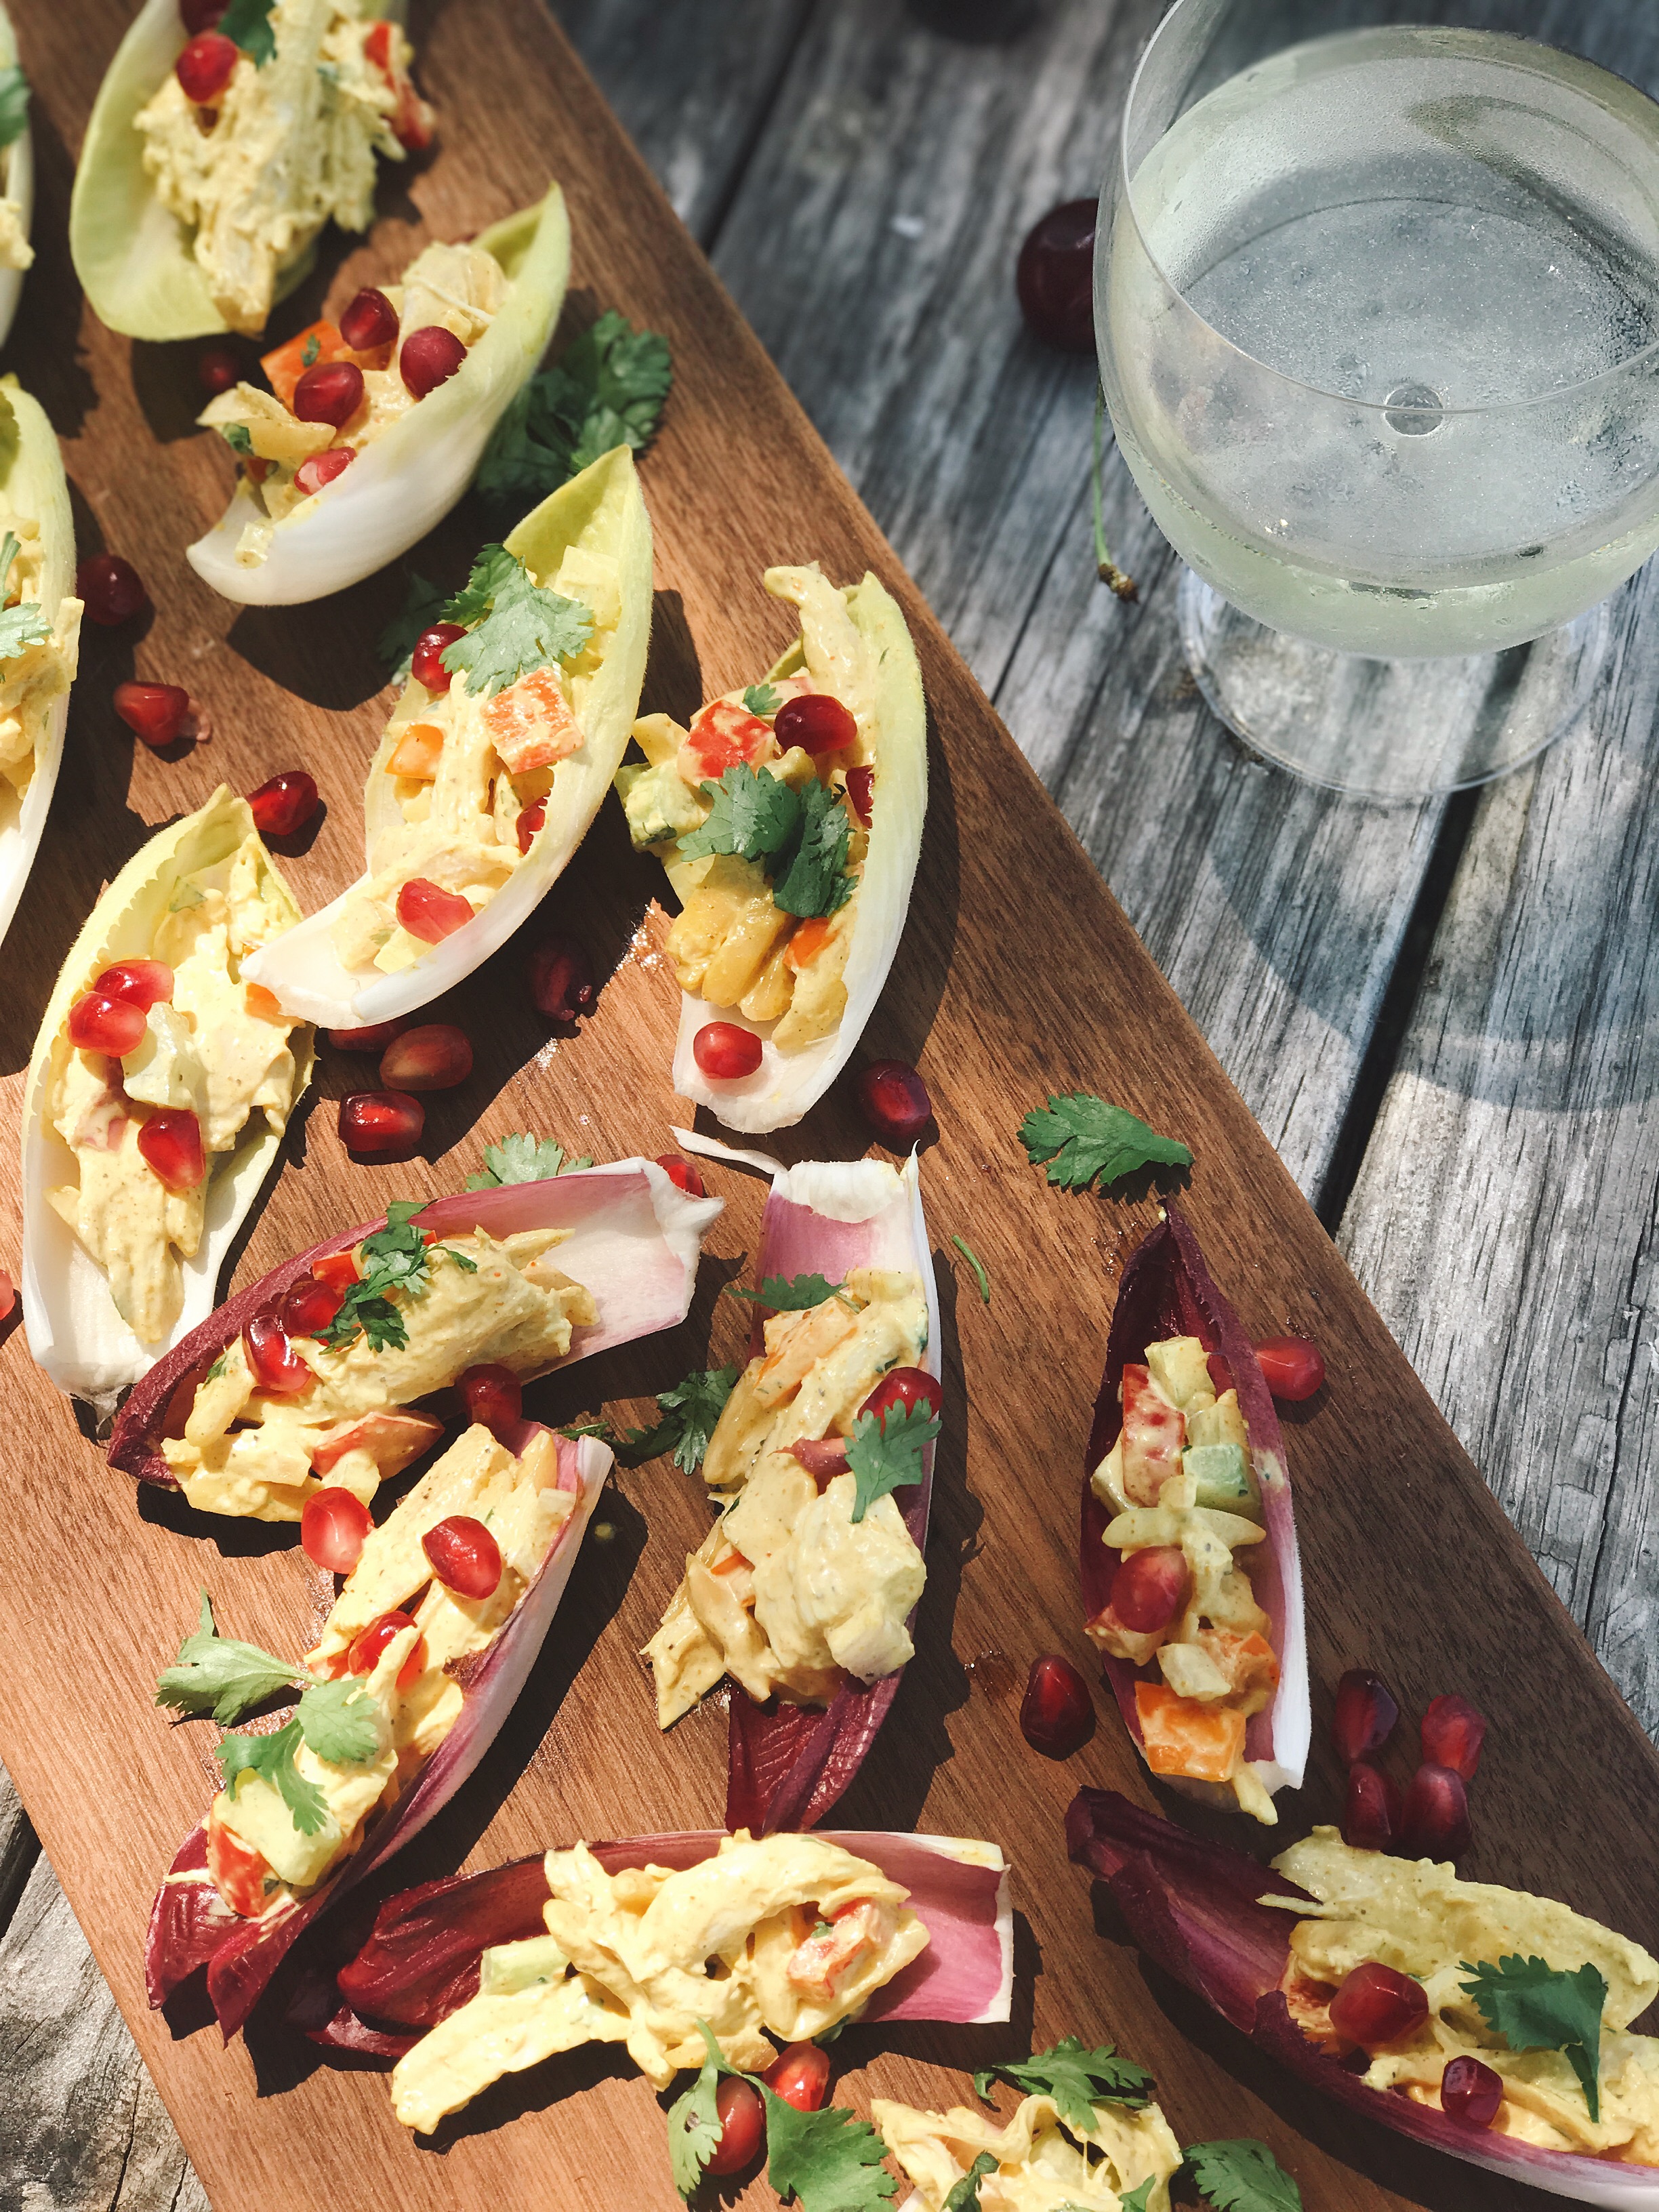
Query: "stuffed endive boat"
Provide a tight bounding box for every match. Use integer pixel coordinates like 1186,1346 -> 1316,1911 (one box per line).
22,787 -> 311,1411
108,1156 -> 721,1521
243,445 -> 651,1027
306,1828 -> 1010,2139
616,566 -> 926,1133
0,376 -> 80,954
146,1418 -> 611,2040
1069,1789 -> 1659,2209
188,189 -> 571,605
1081,1208 -> 1308,1825
0,8 -> 35,350
647,1132 -> 940,1832
71,0 -> 432,342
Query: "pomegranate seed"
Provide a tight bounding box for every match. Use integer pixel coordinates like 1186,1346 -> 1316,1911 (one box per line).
327,1019 -> 407,1052
396,877 -> 474,944
176,30 -> 237,101
515,797 -> 546,855
457,1363 -> 521,1441
338,1090 -> 424,1158
77,554 -> 148,628
399,325 -> 468,399
1207,1351 -> 1235,1395
693,1021 -> 762,1079
94,960 -> 173,1010
0,1269 -> 13,1323
292,360 -> 364,428
1016,199 -> 1097,354
857,1059 -> 931,1145
281,1272 -> 344,1338
243,1303 -> 312,1395
655,1153 -> 705,1197
762,2043 -> 831,2113
1329,1961 -> 1429,2048
312,1250 -> 359,1290
1111,1545 -> 1189,1633
527,937 -> 595,1023
339,287 -> 399,352
1019,1653 -> 1093,1757
775,693 -> 858,755
422,1515 -> 501,1600
293,448 -> 354,498
705,2077 -> 764,2177
1421,1693 -> 1487,1782
1343,1761 -> 1400,1851
137,1109 -> 206,1192
1441,2054 -> 1502,2128
1332,1668 -> 1399,1765
1401,1763 -> 1472,1860
410,623 -> 465,693
1255,1336 -> 1325,1400
180,0 -> 227,30
859,1366 -> 943,1427
844,764 -> 874,824
349,1610 -> 426,1688
114,681 -> 190,747
197,346 -> 240,396
68,992 -> 147,1055
301,1486 -> 371,1574
379,1023 -> 472,1092
247,769 -> 319,838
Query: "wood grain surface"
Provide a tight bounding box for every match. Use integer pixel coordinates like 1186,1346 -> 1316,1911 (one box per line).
0,5 -> 1656,2211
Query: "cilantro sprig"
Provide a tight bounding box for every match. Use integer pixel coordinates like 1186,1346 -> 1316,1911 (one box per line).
669,2024 -> 895,2209
478,310 -> 671,515
157,1591 -> 300,1725
1019,1092 -> 1192,1193
1460,1955 -> 1608,2120
942,2153 -> 998,2211
725,1272 -> 848,1313
465,1132 -> 592,1189
0,529 -> 51,663
677,764 -> 855,921
438,546 -> 593,697
846,1399 -> 939,1523
216,0 -> 276,65
319,1200 -> 478,1356
972,2036 -> 1152,2132
743,682 -> 781,718
615,1366 -> 739,1475
0,66 -> 29,153
1182,2140 -> 1303,2211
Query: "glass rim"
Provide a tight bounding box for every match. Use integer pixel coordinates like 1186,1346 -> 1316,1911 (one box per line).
1114,2 -> 1659,418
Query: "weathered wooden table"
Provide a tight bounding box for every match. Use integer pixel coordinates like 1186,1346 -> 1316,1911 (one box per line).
5,0 -> 1658,2202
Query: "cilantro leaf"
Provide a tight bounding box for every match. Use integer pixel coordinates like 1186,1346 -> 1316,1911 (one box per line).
615,1366 -> 739,1475
1118,2185 -> 1156,2212
678,763 -> 802,867
379,571 -> 445,682
762,2093 -> 897,2212
477,310 -> 671,513
666,2022 -> 728,2199
0,530 -> 52,664
1460,1955 -> 1607,2120
943,2153 -> 998,2211
320,1199 -> 432,1354
0,66 -> 28,152
1019,1092 -> 1192,1193
155,1591 -> 299,1725
216,0 -> 276,64
972,2037 -> 1153,2132
205,1351 -> 230,1382
846,1400 -> 939,1525
725,1273 -> 846,1312
216,1720 -> 330,1835
743,682 -> 781,718
439,550 -> 593,697
440,544 -> 520,628
464,1132 -> 592,1190
772,777 -> 854,920
218,422 -> 254,457
1183,2140 -> 1303,2212
293,1676 -> 381,1765
300,332 -> 320,368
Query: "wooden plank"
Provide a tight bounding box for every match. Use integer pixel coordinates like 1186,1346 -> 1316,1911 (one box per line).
707,0 -> 1445,1193
0,7 -> 1653,2212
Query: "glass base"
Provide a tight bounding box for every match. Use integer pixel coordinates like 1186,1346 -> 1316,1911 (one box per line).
1176,571 -> 1611,800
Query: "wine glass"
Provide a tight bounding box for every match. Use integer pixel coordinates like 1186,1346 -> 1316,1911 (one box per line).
1096,0 -> 1659,798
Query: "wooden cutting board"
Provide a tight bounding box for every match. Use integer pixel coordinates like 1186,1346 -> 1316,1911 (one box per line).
0,5 -> 1650,2208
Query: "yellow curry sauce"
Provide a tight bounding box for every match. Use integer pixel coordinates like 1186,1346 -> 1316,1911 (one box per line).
874,2089 -> 1183,2212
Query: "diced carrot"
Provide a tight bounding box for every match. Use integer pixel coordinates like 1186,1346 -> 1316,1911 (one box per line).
1202,1629 -> 1279,1701
205,1803 -> 272,1919
386,722 -> 445,779
1121,1366 -> 1185,1504
482,667 -> 583,775
784,916 -> 835,972
1134,1682 -> 1246,1782
712,1548 -> 752,1577
261,321 -> 347,409
679,697 -> 775,783
244,983 -> 285,1021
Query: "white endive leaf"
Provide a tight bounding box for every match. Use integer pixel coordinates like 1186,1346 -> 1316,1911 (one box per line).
21,788 -> 314,1410
667,574 -> 928,1133
243,443 -> 653,1027
0,377 -> 77,956
0,2 -> 34,352
186,188 -> 571,607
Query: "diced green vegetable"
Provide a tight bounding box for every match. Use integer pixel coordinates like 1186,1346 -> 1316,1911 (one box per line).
480,1935 -> 570,1996
1183,1441 -> 1260,1517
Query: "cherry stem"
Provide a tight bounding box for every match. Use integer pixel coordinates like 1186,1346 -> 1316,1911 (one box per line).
1092,386 -> 1139,604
